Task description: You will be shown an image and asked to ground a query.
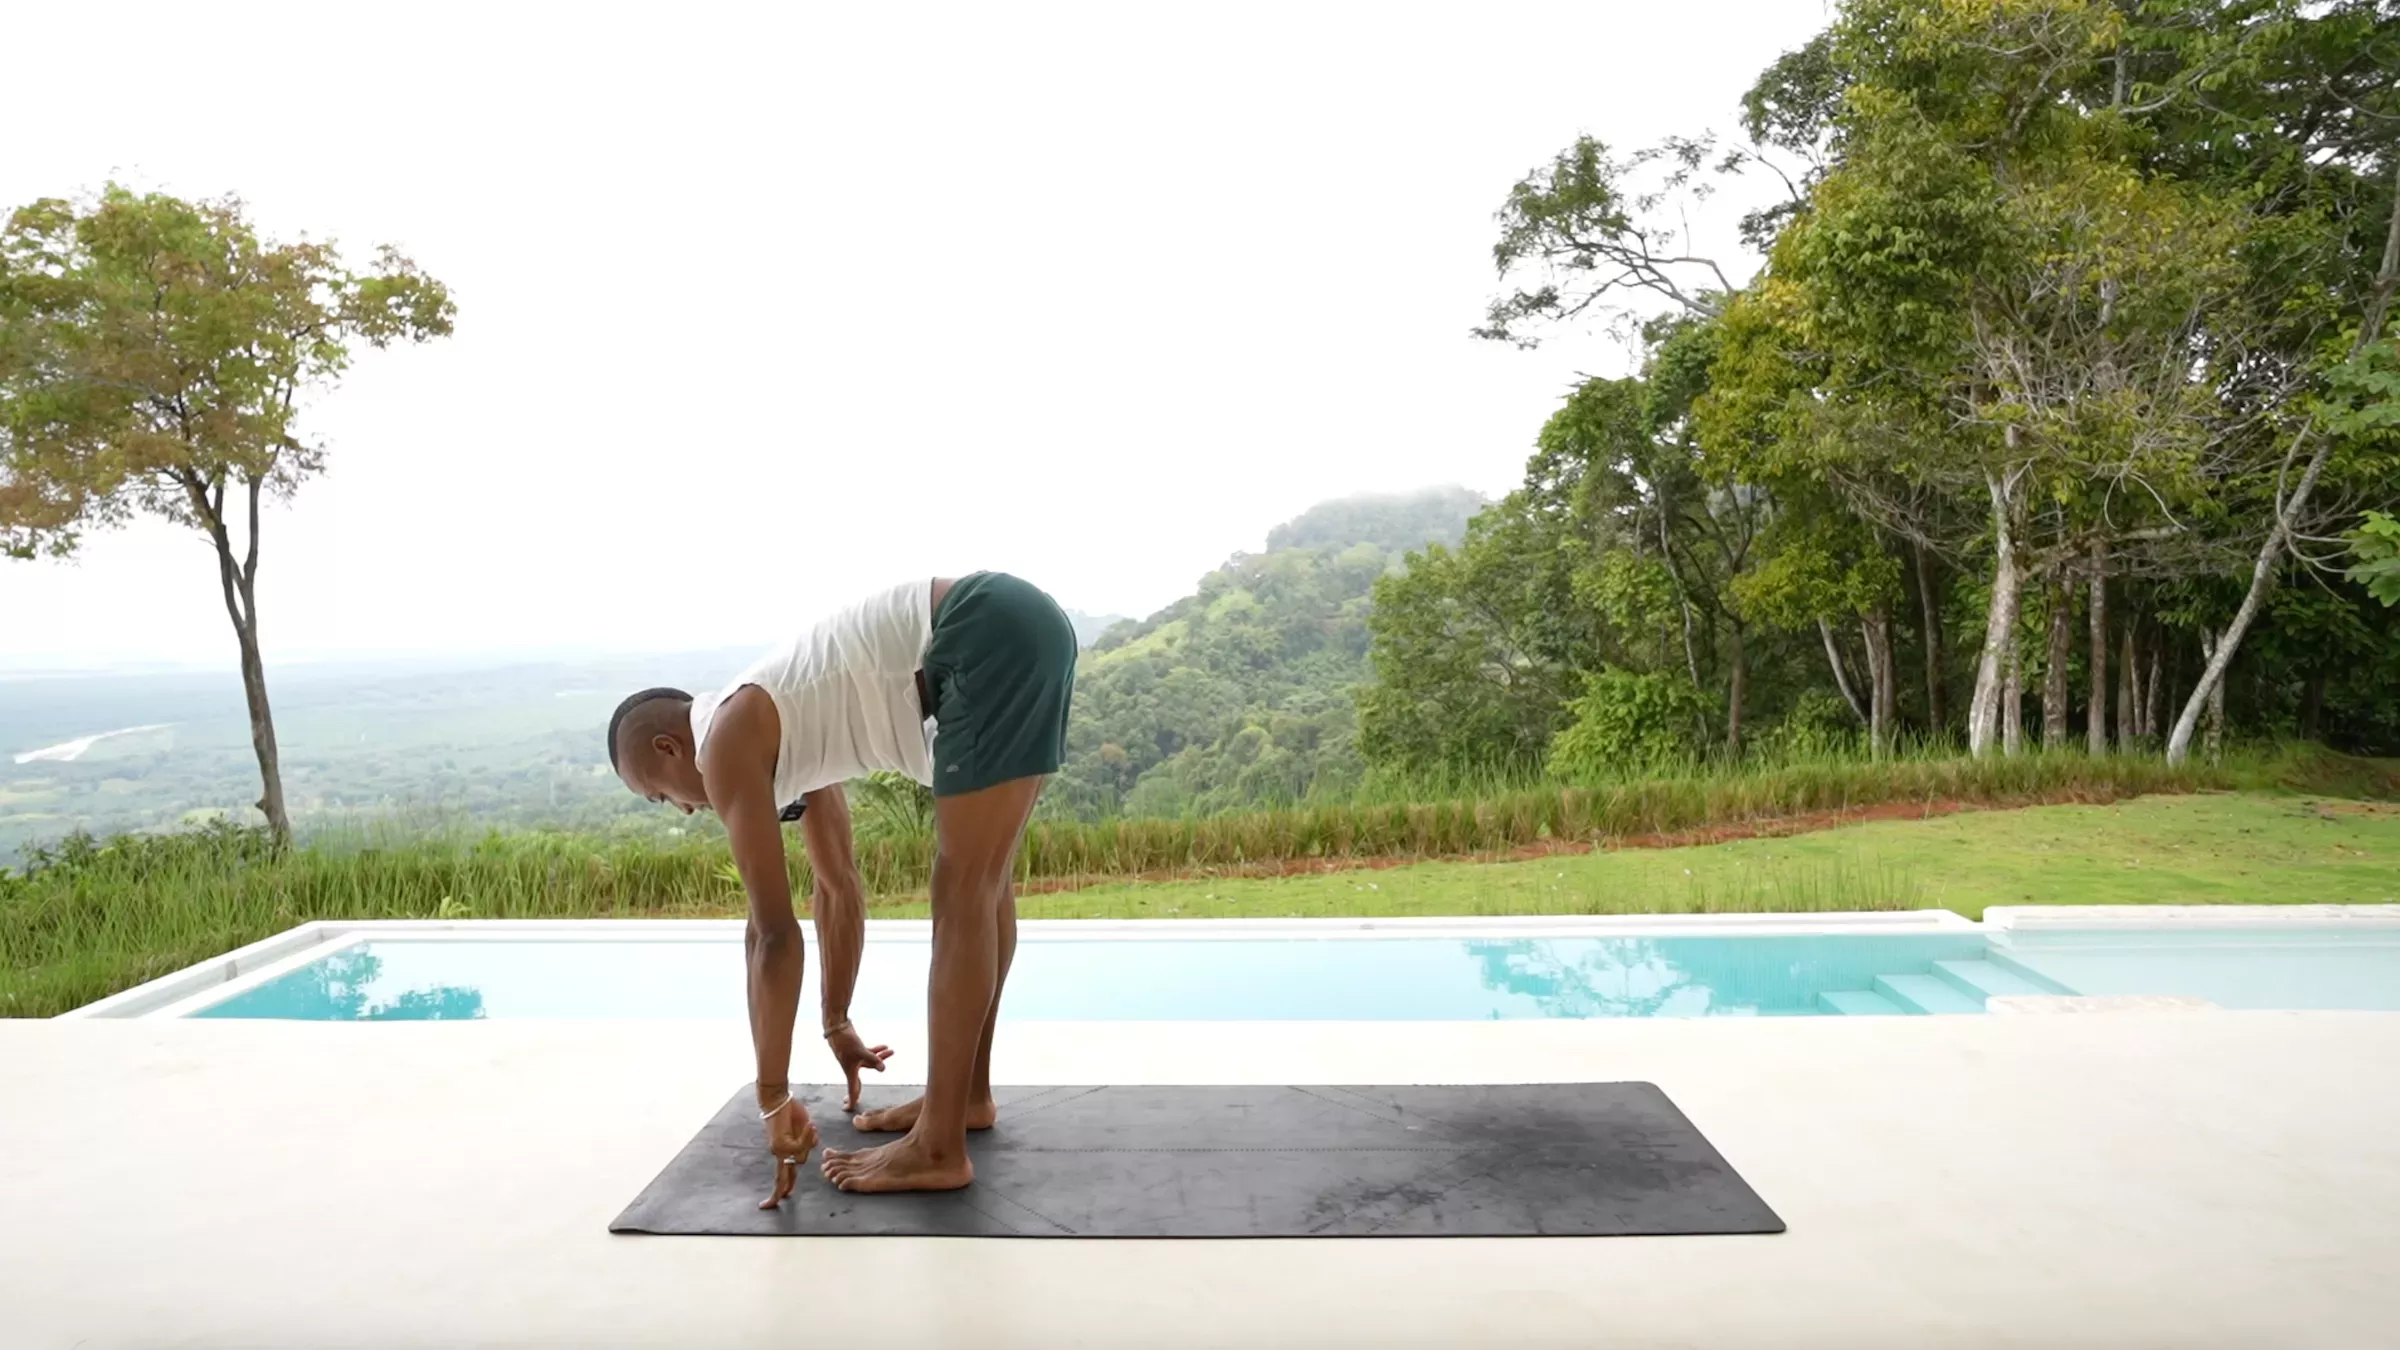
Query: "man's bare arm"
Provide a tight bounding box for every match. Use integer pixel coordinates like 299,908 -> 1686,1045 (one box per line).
799,784 -> 868,1032
703,687 -> 804,1105
800,783 -> 895,1108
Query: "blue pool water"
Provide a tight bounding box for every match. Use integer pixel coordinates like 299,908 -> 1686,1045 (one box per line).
188,926 -> 2400,1021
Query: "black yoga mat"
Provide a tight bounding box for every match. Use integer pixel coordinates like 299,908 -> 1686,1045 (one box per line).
609,1083 -> 1783,1238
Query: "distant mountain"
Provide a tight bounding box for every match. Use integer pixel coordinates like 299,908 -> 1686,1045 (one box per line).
1264,485 -> 1487,555
1061,609 -> 1133,650
1048,486 -> 1487,818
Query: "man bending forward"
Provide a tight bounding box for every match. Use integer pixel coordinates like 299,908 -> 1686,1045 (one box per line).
609,572 -> 1076,1200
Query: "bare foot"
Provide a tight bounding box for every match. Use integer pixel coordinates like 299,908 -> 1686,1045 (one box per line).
852,1094 -> 998,1133
820,1134 -> 975,1193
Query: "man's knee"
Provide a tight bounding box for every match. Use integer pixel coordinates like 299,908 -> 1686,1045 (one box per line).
931,849 -> 1012,906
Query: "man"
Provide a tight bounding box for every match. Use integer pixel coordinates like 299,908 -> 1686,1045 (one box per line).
608,572 -> 1076,1202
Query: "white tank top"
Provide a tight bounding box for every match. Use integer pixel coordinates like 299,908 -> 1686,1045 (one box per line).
690,578 -> 936,803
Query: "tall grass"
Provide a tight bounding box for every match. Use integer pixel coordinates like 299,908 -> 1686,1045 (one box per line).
1012,745 -> 2215,888
3,742 -> 2385,1018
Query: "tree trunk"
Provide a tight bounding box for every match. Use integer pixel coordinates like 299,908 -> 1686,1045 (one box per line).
1876,603 -> 1900,758
2166,638 -> 2183,742
231,591 -> 292,843
2087,539 -> 2108,755
2042,578 -> 2073,749
1819,618 -> 1869,727
2206,675 -> 2225,764
200,474 -> 292,847
1863,604 -> 1897,760
2171,158 -> 2400,765
1725,618 -> 1747,758
2119,622 -> 2139,752
2140,629 -> 2160,735
1670,535 -> 1708,691
2302,669 -> 2326,742
2129,627 -> 2149,740
1968,465 -> 2024,758
1913,541 -> 1946,738
2197,629 -> 2228,765
2003,621 -> 2026,757
2142,635 -> 2164,742
1657,502 -> 1705,705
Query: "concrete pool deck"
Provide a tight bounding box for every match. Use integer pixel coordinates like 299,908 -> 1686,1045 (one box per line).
4,1013 -> 2397,1348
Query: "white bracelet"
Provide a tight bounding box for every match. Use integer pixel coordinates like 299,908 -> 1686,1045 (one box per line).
758,1094 -> 792,1119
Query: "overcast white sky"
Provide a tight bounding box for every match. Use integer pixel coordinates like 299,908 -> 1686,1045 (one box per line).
2,0 -> 1828,672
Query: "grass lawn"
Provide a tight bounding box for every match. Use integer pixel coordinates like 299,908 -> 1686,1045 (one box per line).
927,792 -> 2400,922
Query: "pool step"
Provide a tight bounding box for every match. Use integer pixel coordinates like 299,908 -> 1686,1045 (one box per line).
1873,973 -> 1985,1015
1981,949 -> 2079,994
1818,989 -> 1908,1016
1931,959 -> 2053,1003
1822,955 -> 2077,1017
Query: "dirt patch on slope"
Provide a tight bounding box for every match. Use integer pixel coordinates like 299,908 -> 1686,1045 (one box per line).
2309,799 -> 2400,819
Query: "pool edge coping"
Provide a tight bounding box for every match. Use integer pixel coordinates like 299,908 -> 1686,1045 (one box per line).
57,921 -> 356,1021
1984,904 -> 2400,932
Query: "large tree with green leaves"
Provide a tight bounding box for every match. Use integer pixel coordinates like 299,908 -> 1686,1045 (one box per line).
1697,0 -> 2396,762
2166,162 -> 2400,762
1467,129 -> 1796,756
1,187 -> 453,843
1407,0 -> 2400,779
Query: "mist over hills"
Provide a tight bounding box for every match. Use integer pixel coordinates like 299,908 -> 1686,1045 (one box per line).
1,488 -> 1485,860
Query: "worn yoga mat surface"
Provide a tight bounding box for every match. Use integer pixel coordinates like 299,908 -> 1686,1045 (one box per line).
609,1083 -> 1783,1238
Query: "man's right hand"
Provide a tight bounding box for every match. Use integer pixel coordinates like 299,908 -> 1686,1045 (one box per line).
825,1023 -> 894,1113
760,1097 -> 819,1210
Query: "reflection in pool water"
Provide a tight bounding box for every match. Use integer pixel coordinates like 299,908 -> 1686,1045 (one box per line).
241,946 -> 486,1021
174,927 -> 2400,1021
1466,939 -> 1695,1018
194,932 -> 2006,1021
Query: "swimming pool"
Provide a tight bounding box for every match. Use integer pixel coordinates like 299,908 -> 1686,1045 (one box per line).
71,908 -> 2400,1021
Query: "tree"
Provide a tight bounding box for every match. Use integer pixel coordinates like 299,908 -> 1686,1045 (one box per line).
1639,316 -> 1779,754
1710,0 -> 2365,760
1730,501 -> 1906,756
1473,135 -> 1737,347
1357,505 -> 1602,773
1,188 -> 454,843
2167,161 -> 2400,763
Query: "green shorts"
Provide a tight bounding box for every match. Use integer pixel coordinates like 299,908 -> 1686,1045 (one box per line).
923,571 -> 1078,797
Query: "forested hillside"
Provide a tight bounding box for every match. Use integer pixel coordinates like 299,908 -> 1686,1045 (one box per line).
1048,487 -> 1485,817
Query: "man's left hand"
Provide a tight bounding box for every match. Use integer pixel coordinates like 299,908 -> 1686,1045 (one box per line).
825,1022 -> 894,1113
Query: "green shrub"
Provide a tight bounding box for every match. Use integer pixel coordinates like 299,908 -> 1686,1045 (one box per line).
1546,668 -> 1711,779
1762,689 -> 1862,759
